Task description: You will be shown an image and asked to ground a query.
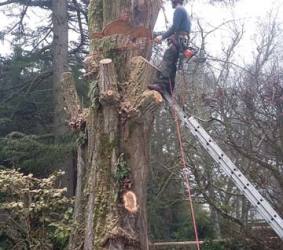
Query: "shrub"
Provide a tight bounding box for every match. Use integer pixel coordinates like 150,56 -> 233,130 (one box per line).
0,169 -> 73,249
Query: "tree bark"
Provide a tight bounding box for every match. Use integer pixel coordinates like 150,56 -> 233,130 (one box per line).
52,0 -> 75,195
68,1 -> 161,249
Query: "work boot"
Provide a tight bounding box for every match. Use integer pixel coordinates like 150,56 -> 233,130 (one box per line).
148,84 -> 165,95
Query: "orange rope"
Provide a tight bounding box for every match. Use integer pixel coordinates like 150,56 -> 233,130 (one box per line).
168,79 -> 201,250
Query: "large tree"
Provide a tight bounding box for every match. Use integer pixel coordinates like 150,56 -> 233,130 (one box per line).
51,0 -> 75,194
0,0 -> 89,192
67,0 -> 162,249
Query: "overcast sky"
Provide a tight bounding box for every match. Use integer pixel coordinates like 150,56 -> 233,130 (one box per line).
155,0 -> 283,63
1,0 -> 283,61
156,0 -> 283,31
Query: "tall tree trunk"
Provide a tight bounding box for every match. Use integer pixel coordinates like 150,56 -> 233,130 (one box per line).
68,1 -> 161,249
52,0 -> 75,195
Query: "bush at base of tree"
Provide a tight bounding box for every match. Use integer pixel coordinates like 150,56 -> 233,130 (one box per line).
0,169 -> 73,249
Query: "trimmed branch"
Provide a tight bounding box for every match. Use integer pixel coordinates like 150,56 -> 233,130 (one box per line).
98,59 -> 118,92
128,56 -> 159,99
98,58 -> 120,105
60,72 -> 87,130
135,90 -> 163,115
121,56 -> 163,119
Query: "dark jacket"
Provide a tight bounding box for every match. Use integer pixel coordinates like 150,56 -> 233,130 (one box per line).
162,6 -> 191,40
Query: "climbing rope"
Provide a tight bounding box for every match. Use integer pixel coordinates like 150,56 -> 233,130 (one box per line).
168,79 -> 201,250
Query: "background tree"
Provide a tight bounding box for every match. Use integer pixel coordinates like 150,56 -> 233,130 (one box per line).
148,9 -> 282,249
0,0 -> 89,192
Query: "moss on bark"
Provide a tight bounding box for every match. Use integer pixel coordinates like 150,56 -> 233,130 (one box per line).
69,1 -> 162,249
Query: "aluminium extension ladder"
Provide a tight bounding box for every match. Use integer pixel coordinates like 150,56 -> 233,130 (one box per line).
163,93 -> 283,240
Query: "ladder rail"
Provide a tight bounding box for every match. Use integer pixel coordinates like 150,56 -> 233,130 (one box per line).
164,94 -> 283,240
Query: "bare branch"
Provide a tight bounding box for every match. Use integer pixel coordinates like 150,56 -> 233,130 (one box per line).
0,0 -> 51,8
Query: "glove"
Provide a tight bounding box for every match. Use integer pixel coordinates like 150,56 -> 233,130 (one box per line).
154,35 -> 162,44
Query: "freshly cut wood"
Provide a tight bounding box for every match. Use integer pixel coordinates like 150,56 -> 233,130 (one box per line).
98,59 -> 120,105
129,56 -> 159,93
99,90 -> 120,106
92,19 -> 152,40
100,58 -> 113,64
98,59 -> 118,92
135,90 -> 163,115
125,56 -> 163,118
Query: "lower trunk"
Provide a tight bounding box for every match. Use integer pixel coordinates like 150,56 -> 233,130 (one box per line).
68,0 -> 161,247
68,57 -> 162,250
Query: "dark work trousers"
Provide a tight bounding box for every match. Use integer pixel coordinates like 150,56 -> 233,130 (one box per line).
155,42 -> 180,95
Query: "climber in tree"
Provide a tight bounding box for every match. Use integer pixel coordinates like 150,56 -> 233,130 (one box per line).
148,0 -> 191,95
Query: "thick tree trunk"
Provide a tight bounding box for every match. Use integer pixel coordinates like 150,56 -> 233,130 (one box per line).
52,0 -> 75,195
68,1 -> 161,249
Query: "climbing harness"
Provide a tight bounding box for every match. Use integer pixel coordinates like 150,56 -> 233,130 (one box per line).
153,31 -> 205,70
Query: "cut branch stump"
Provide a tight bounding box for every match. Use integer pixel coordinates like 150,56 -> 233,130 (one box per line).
98,59 -> 120,105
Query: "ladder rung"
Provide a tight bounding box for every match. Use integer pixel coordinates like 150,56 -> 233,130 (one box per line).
164,93 -> 283,240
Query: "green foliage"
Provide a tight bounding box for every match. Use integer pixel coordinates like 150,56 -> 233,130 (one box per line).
0,169 -> 73,250
202,239 -> 248,250
149,192 -> 214,241
88,79 -> 100,107
0,234 -> 13,250
114,153 -> 130,182
0,47 -> 53,136
48,207 -> 73,250
172,207 -> 214,240
0,41 -> 86,176
76,131 -> 88,145
0,3 -> 87,249
70,60 -> 90,108
0,46 -> 59,175
0,133 -> 75,174
202,241 -> 226,250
